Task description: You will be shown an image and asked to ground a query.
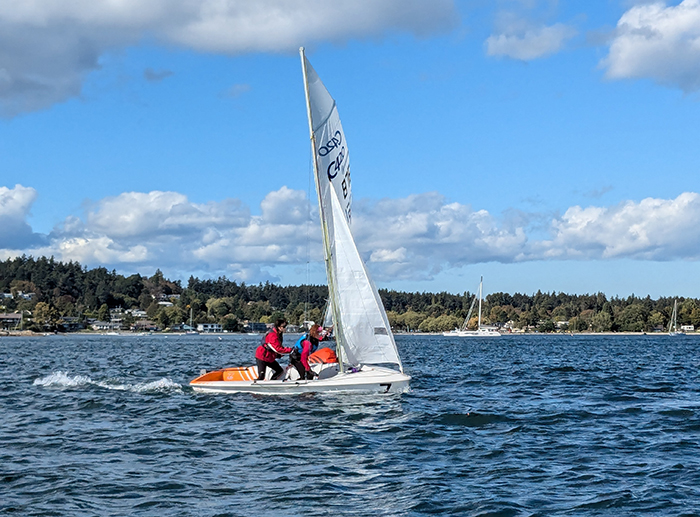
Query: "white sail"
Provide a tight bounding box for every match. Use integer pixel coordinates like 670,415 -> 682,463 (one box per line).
327,186 -> 401,367
301,49 -> 402,371
302,56 -> 352,223
322,304 -> 333,328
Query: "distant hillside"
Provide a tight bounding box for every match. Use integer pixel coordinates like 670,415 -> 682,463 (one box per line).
1,256 -> 696,333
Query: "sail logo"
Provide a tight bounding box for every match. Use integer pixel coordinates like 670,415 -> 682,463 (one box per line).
326,145 -> 346,180
318,130 -> 343,157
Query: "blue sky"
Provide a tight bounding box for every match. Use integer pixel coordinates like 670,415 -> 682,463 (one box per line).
2,0 -> 700,298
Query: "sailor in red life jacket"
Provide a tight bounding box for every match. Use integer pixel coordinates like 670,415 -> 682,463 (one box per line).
255,318 -> 292,381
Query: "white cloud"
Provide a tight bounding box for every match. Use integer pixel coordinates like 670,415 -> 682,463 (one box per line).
536,192 -> 700,260
353,193 -> 528,280
81,190 -> 250,240
486,22 -> 577,60
0,184 -> 44,248
5,186 -> 700,284
0,184 -> 36,218
260,186 -> 309,225
55,236 -> 150,265
0,0 -> 457,116
602,0 -> 700,91
47,186 -> 319,273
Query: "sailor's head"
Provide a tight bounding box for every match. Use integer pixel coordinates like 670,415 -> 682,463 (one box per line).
309,323 -> 321,338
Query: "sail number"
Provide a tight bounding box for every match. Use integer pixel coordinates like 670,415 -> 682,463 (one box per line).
318,131 -> 342,157
326,146 -> 346,181
319,130 -> 348,182
341,168 -> 350,199
318,129 -> 350,204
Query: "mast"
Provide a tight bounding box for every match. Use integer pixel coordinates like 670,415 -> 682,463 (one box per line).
671,300 -> 678,333
478,276 -> 483,330
461,293 -> 477,331
300,47 -> 345,373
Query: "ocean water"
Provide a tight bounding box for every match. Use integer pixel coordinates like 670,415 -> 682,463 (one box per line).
1,334 -> 699,516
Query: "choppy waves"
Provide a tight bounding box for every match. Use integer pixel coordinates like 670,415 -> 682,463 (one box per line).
2,334 -> 700,516
33,371 -> 182,393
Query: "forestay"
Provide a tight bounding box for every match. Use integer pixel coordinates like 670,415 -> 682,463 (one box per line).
301,49 -> 403,371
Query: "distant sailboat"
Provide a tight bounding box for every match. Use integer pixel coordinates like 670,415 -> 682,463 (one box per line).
186,307 -> 199,334
443,277 -> 501,337
668,299 -> 685,336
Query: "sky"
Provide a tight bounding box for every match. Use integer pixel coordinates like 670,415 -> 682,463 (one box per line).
2,0 -> 700,298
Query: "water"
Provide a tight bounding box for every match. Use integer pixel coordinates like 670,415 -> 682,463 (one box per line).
2,334 -> 699,516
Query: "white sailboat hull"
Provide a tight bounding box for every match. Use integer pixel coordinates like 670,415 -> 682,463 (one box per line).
443,328 -> 501,337
191,365 -> 410,395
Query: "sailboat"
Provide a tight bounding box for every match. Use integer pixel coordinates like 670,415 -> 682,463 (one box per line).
190,49 -> 410,394
443,277 -> 501,337
186,307 -> 199,334
668,299 -> 685,336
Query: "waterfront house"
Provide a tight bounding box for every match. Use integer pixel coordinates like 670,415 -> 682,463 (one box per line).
197,323 -> 222,333
91,321 -> 121,332
0,312 -> 22,329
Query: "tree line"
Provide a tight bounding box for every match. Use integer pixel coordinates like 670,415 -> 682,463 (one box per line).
0,256 -> 696,333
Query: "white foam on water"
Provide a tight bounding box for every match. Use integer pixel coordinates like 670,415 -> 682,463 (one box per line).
134,377 -> 182,392
33,372 -> 182,393
33,371 -> 92,387
97,377 -> 182,393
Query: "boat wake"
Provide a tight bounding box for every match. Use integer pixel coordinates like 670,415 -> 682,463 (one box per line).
33,371 -> 182,393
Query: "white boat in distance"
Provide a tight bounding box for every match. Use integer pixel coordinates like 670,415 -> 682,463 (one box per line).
443,277 -> 501,337
668,299 -> 685,336
190,49 -> 410,395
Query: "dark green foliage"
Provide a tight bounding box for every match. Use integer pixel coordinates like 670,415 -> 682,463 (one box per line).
1,256 -> 696,333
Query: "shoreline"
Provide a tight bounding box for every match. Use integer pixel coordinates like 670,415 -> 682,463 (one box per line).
2,330 -> 698,337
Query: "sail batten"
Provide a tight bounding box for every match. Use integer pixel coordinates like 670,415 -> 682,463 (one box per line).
300,48 -> 402,371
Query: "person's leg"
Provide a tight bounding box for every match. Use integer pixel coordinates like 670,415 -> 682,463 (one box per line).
290,354 -> 305,380
256,358 -> 267,380
270,360 -> 284,380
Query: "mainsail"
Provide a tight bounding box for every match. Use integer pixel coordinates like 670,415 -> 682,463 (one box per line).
300,48 -> 402,372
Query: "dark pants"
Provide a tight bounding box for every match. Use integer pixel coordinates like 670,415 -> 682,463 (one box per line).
289,351 -> 314,380
256,358 -> 283,381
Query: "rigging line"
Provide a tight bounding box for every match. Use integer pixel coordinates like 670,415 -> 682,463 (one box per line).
304,144 -> 313,328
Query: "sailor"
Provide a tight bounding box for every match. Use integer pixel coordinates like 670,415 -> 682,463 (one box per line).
289,323 -> 324,380
255,319 -> 292,381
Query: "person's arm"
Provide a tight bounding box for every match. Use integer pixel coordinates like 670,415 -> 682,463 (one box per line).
320,326 -> 333,340
267,331 -> 292,354
300,339 -> 311,371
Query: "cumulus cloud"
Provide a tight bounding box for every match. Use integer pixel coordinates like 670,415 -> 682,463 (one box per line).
536,192 -> 700,260
0,0 -> 457,116
41,186 -> 319,276
602,0 -> 700,91
353,193 -> 528,280
486,22 -> 577,60
0,184 -> 45,248
78,190 -> 251,240
4,186 -> 700,283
